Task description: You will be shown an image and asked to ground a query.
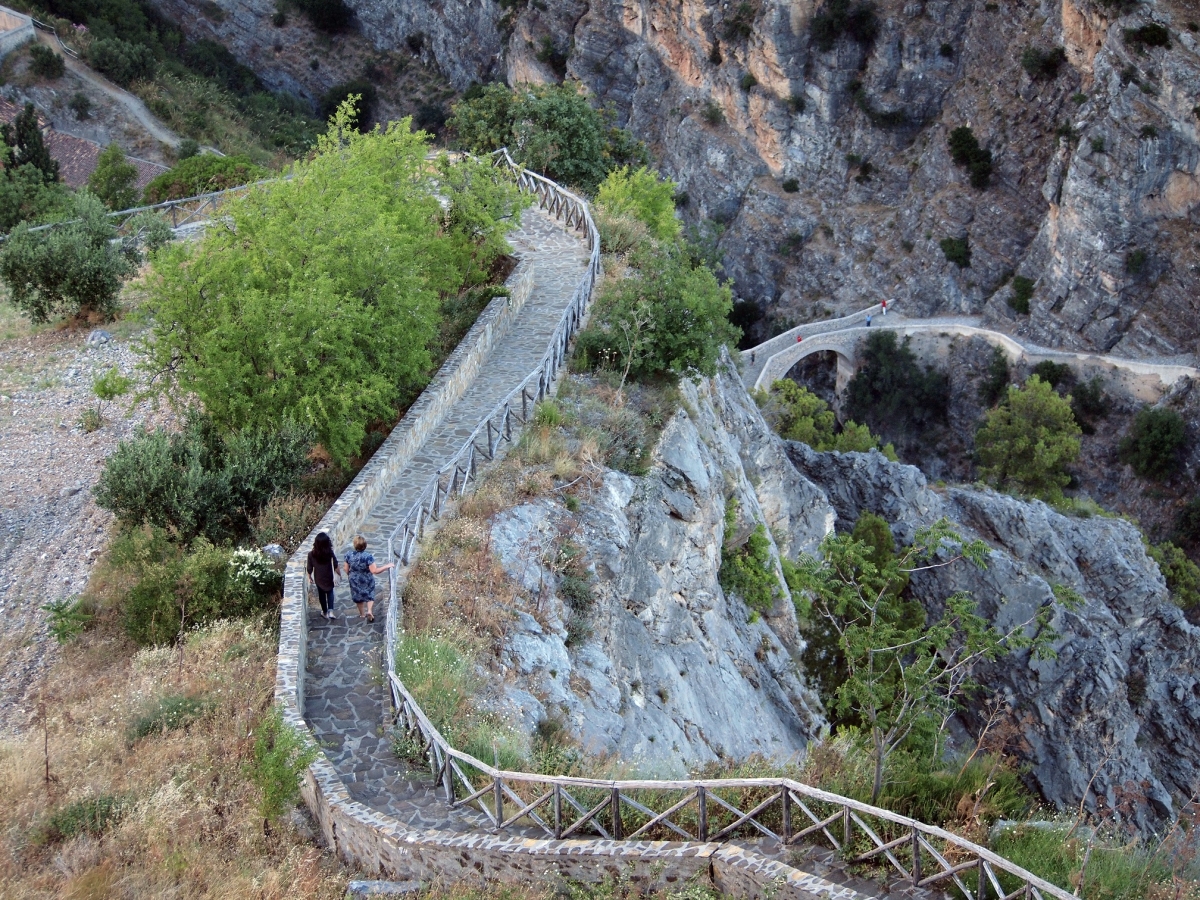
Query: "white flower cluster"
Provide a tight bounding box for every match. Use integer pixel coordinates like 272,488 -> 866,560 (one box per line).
229,547 -> 278,588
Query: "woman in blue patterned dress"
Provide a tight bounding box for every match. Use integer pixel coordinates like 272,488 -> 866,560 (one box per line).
344,535 -> 394,623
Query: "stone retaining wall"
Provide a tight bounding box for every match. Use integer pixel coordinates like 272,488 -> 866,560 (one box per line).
0,8 -> 34,60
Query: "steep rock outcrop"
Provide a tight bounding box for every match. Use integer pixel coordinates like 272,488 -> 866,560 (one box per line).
486,360 -> 830,773
788,443 -> 1200,832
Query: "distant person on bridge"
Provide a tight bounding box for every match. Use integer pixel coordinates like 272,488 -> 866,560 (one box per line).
797,334 -> 802,343
882,299 -> 888,315
866,314 -> 872,327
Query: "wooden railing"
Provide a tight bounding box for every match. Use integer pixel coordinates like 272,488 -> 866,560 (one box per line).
377,154 -> 1079,900
31,17 -> 81,60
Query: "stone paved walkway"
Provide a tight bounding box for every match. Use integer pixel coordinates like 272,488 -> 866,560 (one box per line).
304,203 -> 588,833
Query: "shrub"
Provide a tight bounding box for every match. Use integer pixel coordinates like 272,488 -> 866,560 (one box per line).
1126,248 -> 1148,274
702,99 -> 724,125
1069,376 -> 1107,434
535,36 -> 568,77
724,1 -> 757,40
41,596 -> 92,644
594,207 -> 651,255
756,379 -> 894,456
939,42 -> 954,58
976,376 -> 1081,501
1147,541 -> 1200,610
292,0 -> 353,32
719,500 -> 782,613
782,178 -> 800,192
1020,46 -> 1067,80
0,191 -> 129,322
251,492 -> 326,553
176,138 -> 200,160
978,346 -> 1010,406
69,92 -> 91,119
35,796 -> 128,845
595,166 -> 679,241
88,37 -> 157,87
1009,275 -> 1034,313
1090,136 -> 1106,153
2,102 -> 58,184
940,235 -> 971,268
811,0 -> 879,52
1124,23 -> 1170,49
845,331 -> 949,443
946,125 -> 993,189
1117,406 -> 1186,479
128,694 -> 213,740
89,143 -> 139,211
1174,498 -> 1200,553
248,705 -> 318,826
121,211 -> 174,264
143,154 -> 269,204
740,71 -> 758,90
1030,360 -> 1072,390
94,414 -> 313,544
318,80 -> 377,128
29,44 -> 65,78
413,102 -> 447,133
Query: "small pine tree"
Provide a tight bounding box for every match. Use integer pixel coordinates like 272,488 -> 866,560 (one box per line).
1,103 -> 59,184
976,375 -> 1081,500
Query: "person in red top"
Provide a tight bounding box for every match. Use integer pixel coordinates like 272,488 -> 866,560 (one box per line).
306,532 -> 341,621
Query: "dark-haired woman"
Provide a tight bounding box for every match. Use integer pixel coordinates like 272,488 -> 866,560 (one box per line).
306,532 -> 341,620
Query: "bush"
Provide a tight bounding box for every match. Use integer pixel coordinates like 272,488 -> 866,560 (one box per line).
740,71 -> 758,90
976,376 -> 1081,501
756,379 -> 894,457
940,235 -> 971,268
292,0 -> 353,32
723,1 -> 757,40
1118,406 -> 1186,479
1020,46 -> 1067,80
249,705 -> 318,826
41,596 -> 92,644
1069,376 -> 1107,434
1030,360 -> 1072,390
318,79 -> 377,127
947,125 -> 993,189
594,207 -> 651,255
595,166 -> 679,241
89,143 -> 139,211
29,44 -> 65,79
121,211 -> 174,264
702,100 -> 724,126
1124,23 -> 1170,49
0,191 -> 129,322
978,346 -> 1010,406
35,796 -> 128,845
88,37 -> 157,87
128,693 -> 213,740
69,92 -> 91,119
142,154 -> 269,204
176,137 -> 200,160
1009,275 -> 1034,313
94,414 -> 313,544
2,102 -> 58,184
782,178 -> 800,192
810,0 -> 879,52
1126,248 -> 1148,275
720,519 -> 782,613
535,36 -> 568,77
1174,498 -> 1200,553
1146,541 -> 1200,610
251,492 -> 326,553
845,331 -> 949,443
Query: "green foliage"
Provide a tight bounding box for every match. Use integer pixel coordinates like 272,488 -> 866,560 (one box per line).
144,107 -> 522,464
947,126 -> 993,189
723,1 -> 757,40
1174,498 -> 1200,554
69,92 -> 92,120
940,235 -> 971,267
29,44 -> 65,79
594,207 -> 651,255
94,414 -> 312,545
1030,360 -> 1072,389
0,191 -> 130,323
88,36 -> 157,87
1090,136 -> 1106,153
1118,406 -> 1186,479
719,515 -> 782,613
845,331 -> 949,444
596,166 -> 680,241
41,596 -> 92,644
142,154 -> 268,203
1124,23 -> 1170,49
535,36 -> 568,77
292,0 -> 353,31
794,519 -> 1060,801
534,399 -> 564,427
740,71 -> 758,90
781,177 -> 800,192
702,100 -> 724,126
1021,45 -> 1067,80
177,138 -> 200,160
89,144 -> 140,211
1009,275 -> 1034,314
447,82 -> 645,192
128,693 -> 213,740
248,705 -> 318,825
1,103 -> 58,184
35,795 -> 128,845
1146,541 -> 1200,610
581,241 -> 738,385
318,82 -> 377,128
810,0 -> 880,52
1126,248 -> 1149,275
120,211 -> 174,264
755,380 -> 895,457
976,376 -> 1082,501
1069,376 -> 1107,434
0,153 -> 70,234
979,346 -> 1010,406
394,633 -> 476,738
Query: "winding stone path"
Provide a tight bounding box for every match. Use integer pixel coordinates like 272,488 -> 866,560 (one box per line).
303,204 -> 588,834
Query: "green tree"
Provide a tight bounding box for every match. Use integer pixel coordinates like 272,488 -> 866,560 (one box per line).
143,104 -> 524,464
1,103 -> 59,184
447,82 -> 645,192
0,147 -> 69,233
794,519 -> 1061,802
249,705 -> 318,832
585,240 -> 738,387
595,166 -> 680,241
1146,541 -> 1200,611
844,331 -> 949,443
976,376 -> 1081,501
143,154 -> 268,204
29,44 -> 65,79
1118,406 -> 1186,480
0,191 -> 130,322
89,143 -> 140,211
755,379 -> 895,458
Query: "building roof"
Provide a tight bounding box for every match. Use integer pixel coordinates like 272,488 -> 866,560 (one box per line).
0,97 -> 168,194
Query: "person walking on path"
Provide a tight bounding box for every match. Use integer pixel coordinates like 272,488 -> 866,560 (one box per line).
882,299 -> 888,315
345,535 -> 394,623
866,314 -> 872,327
306,532 -> 341,621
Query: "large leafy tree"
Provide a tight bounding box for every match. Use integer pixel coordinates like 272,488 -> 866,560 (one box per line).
976,375 -> 1081,501
0,146 -> 69,232
755,379 -> 895,458
795,519 -> 1063,802
89,143 -> 140,210
844,330 -> 949,443
0,191 -> 130,322
143,103 -> 525,464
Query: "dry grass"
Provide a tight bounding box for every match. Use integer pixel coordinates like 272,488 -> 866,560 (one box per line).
0,618 -> 350,899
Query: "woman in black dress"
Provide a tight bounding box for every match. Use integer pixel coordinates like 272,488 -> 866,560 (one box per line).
306,532 -> 341,620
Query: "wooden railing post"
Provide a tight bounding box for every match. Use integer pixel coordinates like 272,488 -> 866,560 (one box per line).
698,787 -> 708,841
977,859 -> 987,900
781,788 -> 792,844
843,805 -> 852,851
611,787 -> 622,840
494,776 -> 504,828
911,826 -> 921,884
553,783 -> 562,838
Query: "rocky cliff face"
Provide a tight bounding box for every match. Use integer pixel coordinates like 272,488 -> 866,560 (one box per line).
485,360 -> 830,774
788,442 -> 1200,832
337,0 -> 1199,360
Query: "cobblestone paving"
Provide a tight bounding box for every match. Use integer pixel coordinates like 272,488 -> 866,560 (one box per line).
304,204 -> 587,833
